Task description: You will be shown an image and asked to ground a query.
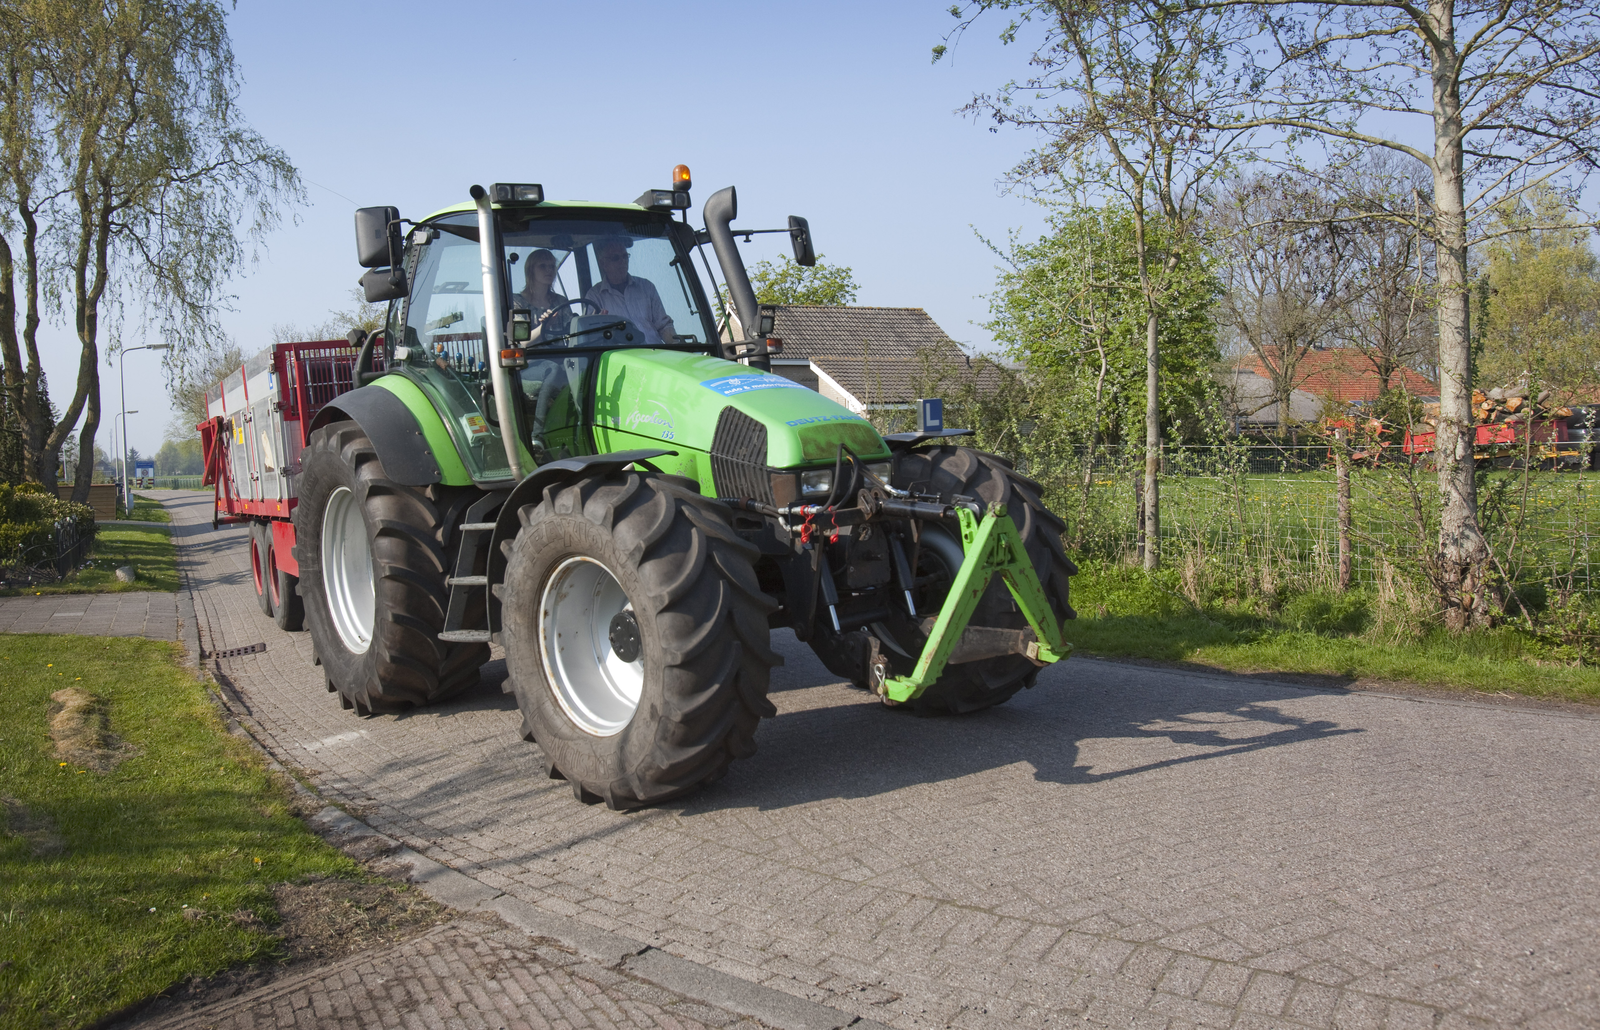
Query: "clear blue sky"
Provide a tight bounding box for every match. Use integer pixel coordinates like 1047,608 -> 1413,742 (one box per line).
63,0 -> 1054,459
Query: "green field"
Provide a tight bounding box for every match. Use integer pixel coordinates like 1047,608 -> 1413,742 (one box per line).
1057,467 -> 1600,598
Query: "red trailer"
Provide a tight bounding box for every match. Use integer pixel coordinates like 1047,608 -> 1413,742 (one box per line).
198,339 -> 377,627
1401,418 -> 1571,465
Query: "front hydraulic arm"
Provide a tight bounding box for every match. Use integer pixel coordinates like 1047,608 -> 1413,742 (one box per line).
880,503 -> 1070,704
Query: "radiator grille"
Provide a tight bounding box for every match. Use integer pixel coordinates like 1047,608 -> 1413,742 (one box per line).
710,407 -> 772,503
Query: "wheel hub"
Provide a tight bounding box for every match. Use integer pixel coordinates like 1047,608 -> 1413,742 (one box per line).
539,556 -> 643,737
321,485 -> 374,654
608,610 -> 642,663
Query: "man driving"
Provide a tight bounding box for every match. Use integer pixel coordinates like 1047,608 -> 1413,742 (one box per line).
585,236 -> 676,347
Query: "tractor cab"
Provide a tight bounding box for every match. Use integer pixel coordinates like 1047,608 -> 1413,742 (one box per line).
379,202 -> 720,479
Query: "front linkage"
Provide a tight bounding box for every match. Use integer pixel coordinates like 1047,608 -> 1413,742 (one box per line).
880,502 -> 1070,703
730,481 -> 1071,703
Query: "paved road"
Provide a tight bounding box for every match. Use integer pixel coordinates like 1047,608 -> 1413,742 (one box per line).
154,491 -> 1600,1030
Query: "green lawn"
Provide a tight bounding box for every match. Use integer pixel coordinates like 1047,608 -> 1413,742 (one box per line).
3,523 -> 178,596
0,635 -> 360,1030
1066,560 -> 1600,703
122,493 -> 172,523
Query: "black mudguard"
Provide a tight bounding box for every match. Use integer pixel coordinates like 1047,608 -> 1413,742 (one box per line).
308,386 -> 442,486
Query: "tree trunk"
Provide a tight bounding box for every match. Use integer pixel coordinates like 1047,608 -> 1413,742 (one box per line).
1143,306 -> 1160,570
1430,1 -> 1490,631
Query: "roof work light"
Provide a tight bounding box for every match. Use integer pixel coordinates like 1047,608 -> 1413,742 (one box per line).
490,183 -> 544,205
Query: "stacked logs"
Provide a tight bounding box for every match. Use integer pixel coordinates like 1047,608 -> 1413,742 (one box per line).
1470,386 -> 1570,425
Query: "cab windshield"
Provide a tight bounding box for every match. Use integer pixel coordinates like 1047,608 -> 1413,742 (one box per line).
499,216 -> 712,348
391,209 -> 716,479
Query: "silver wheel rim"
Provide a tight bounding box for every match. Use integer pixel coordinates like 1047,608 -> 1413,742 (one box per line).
321,486 -> 374,654
539,556 -> 643,737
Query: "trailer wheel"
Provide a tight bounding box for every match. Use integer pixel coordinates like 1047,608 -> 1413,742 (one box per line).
500,471 -> 780,810
877,445 -> 1077,714
249,523 -> 275,618
294,421 -> 488,715
271,539 -> 304,632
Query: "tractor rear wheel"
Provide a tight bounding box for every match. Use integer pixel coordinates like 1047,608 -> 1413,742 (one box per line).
876,445 -> 1076,714
294,421 -> 488,715
500,471 -> 780,810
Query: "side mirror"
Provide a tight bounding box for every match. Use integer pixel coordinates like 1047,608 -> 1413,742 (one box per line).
788,215 -> 815,267
360,267 -> 408,303
355,206 -> 401,268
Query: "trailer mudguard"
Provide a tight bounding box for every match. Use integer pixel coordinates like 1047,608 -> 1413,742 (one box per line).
308,380 -> 471,486
484,449 -> 677,635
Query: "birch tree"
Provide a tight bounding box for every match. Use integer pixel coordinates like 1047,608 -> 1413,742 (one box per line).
939,0 -> 1249,569
1196,0 -> 1600,629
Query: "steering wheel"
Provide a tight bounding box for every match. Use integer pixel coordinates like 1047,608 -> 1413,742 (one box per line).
557,298 -> 603,314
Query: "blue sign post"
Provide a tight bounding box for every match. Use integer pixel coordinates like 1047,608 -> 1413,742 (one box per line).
918,398 -> 944,433
135,460 -> 154,487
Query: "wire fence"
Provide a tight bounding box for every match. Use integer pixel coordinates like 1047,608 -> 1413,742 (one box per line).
1021,444 -> 1600,600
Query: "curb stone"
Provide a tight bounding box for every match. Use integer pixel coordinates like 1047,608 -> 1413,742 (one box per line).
163,496 -> 891,1030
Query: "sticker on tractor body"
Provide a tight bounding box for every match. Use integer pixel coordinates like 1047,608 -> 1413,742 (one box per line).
700,374 -> 807,397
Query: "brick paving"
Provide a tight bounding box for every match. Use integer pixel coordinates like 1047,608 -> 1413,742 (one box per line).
151,490 -> 1600,1030
131,918 -> 769,1030
0,589 -> 178,639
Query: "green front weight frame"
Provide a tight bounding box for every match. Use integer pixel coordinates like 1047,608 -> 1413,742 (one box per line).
881,503 -> 1071,704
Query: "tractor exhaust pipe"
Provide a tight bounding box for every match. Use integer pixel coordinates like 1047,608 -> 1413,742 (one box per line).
471,184 -> 525,480
702,187 -> 762,358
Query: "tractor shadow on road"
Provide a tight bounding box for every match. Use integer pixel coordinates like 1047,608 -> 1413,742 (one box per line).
689,640 -> 1363,812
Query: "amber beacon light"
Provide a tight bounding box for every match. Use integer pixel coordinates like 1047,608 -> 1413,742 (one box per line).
673,164 -> 691,191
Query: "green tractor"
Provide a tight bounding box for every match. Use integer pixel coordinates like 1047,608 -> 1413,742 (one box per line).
292,168 -> 1076,809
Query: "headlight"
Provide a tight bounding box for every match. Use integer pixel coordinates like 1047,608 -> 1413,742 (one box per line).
866,461 -> 892,483
799,470 -> 832,496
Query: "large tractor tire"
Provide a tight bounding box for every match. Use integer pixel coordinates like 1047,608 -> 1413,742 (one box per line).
500,471 -> 780,810
865,445 -> 1076,714
294,421 -> 489,715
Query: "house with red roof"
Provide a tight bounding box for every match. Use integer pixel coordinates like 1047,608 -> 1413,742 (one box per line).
1226,347 -> 1438,428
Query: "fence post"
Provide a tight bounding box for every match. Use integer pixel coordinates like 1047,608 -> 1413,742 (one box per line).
1133,472 -> 1145,565
1335,428 -> 1352,592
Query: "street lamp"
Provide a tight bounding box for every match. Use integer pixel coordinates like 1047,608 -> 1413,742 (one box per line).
113,410 -> 139,504
119,343 -> 171,513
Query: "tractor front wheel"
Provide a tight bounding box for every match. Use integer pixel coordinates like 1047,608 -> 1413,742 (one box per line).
501,471 -> 780,810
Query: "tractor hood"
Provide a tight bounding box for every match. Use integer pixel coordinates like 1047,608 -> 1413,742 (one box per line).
594,349 -> 889,475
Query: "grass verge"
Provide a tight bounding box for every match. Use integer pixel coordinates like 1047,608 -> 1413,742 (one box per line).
2,522 -> 177,596
0,635 -> 360,1029
1067,561 -> 1600,703
123,493 -> 172,523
